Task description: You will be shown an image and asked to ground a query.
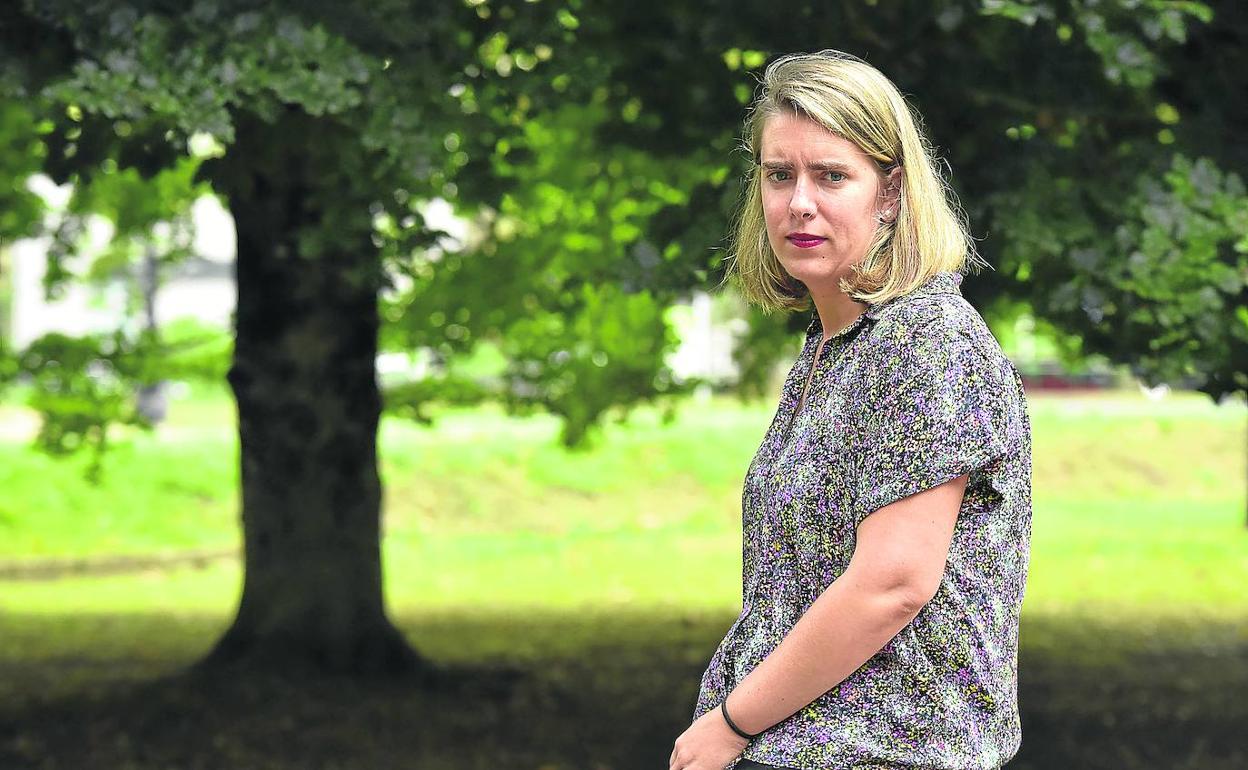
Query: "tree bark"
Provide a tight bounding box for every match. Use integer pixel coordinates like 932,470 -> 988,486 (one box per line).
198,117 -> 429,677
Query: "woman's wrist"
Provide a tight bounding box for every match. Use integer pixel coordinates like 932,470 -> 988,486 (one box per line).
721,692 -> 762,739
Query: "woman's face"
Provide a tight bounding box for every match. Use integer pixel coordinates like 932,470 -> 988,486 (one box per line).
759,111 -> 895,292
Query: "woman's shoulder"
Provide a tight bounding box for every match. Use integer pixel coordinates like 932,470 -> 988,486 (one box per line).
851,275 -> 1024,405
863,273 -> 1008,367
848,274 -> 1031,444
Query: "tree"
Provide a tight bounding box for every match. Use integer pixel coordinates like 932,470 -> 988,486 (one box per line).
3,0 -> 585,675
4,0 -> 714,674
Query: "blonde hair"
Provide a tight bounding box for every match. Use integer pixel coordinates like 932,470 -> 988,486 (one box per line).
723,49 -> 987,312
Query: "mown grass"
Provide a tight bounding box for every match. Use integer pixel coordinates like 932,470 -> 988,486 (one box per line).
0,385 -> 1245,769
2,385 -> 1244,617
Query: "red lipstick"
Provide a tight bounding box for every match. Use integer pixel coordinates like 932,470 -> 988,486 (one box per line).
786,232 -> 827,248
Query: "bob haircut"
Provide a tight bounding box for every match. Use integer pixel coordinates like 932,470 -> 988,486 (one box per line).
724,49 -> 986,313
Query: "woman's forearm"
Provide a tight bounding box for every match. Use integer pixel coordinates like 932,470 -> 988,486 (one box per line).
723,572 -> 924,736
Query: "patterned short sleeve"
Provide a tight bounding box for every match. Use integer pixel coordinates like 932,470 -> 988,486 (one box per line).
850,314 -> 1012,529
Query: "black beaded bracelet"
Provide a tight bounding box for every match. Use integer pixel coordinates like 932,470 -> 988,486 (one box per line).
720,699 -> 759,740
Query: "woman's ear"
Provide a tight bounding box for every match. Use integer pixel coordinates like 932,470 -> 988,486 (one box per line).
880,165 -> 903,219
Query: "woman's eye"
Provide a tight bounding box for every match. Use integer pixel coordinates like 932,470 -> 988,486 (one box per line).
764,170 -> 845,183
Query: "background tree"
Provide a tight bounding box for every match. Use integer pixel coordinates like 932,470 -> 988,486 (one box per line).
3,0 -> 585,675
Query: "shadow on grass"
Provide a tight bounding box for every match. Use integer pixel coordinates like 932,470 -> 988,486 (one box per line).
0,607 -> 1244,769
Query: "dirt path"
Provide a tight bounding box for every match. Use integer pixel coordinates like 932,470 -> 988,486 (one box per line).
0,548 -> 237,581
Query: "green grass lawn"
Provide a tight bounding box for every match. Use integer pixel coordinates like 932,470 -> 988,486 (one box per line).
1,384 -> 1244,619
0,385 -> 1245,769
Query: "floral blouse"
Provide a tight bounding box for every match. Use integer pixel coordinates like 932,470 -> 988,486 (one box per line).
692,271 -> 1033,770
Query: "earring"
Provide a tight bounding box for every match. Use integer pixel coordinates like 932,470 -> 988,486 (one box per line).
877,209 -> 893,223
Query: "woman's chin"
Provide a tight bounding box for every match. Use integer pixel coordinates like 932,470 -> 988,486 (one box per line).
783,260 -> 846,286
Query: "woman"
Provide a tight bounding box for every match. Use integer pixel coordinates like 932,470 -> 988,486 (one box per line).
669,51 -> 1033,770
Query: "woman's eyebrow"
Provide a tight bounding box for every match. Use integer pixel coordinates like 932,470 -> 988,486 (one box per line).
760,160 -> 853,172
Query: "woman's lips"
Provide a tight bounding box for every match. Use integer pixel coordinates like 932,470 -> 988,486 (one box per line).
787,236 -> 827,248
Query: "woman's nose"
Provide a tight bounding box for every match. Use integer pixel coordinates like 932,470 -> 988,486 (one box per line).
789,177 -> 816,218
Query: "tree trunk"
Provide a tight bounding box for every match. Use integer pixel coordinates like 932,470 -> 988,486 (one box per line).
198,119 -> 430,677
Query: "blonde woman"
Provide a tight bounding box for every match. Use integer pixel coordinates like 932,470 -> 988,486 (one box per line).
669,51 -> 1033,770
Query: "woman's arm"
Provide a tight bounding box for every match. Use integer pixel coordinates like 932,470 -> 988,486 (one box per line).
722,473 -> 967,735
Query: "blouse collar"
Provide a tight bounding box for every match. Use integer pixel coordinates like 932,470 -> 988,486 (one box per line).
806,271 -> 964,338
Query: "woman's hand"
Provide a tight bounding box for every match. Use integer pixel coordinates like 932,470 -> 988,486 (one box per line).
668,705 -> 751,770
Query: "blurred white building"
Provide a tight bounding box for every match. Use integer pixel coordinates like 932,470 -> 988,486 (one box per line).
664,291 -> 745,387
4,178 -> 237,349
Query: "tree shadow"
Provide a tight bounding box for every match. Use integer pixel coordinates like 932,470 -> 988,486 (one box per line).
0,607 -> 1243,769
